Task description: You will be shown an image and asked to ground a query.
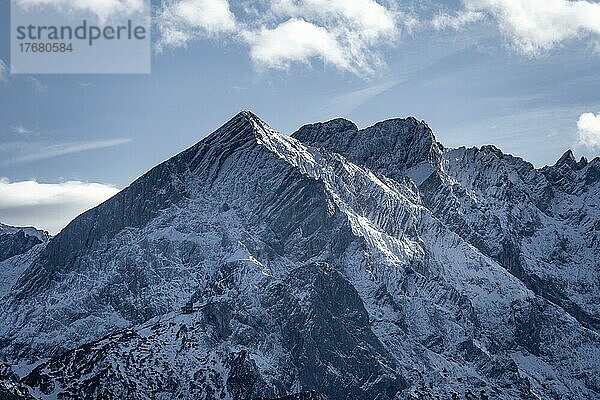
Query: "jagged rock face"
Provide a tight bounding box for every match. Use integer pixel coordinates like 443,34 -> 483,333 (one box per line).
440,147 -> 600,331
21,264 -> 403,400
0,232 -> 41,263
0,112 -> 599,399
294,119 -> 600,331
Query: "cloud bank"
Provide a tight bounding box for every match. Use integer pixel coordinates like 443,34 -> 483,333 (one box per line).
12,0 -> 600,74
0,179 -> 120,234
154,0 -> 600,73
577,112 -> 600,149
0,138 -> 133,165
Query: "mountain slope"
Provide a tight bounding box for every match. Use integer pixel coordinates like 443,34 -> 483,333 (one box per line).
0,223 -> 49,299
294,118 -> 600,331
1,112 -> 599,399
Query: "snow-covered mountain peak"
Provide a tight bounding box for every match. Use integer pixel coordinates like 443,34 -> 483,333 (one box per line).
292,118 -> 358,146
540,149 -> 600,191
553,149 -> 585,169
194,110 -> 276,151
293,116 -> 436,154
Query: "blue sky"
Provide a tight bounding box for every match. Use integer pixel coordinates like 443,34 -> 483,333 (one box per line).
1,0 -> 600,233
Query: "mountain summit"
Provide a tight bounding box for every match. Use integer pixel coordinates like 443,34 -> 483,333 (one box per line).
0,112 -> 599,400
293,116 -> 442,181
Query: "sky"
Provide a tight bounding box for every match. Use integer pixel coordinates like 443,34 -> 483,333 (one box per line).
1,0 -> 600,234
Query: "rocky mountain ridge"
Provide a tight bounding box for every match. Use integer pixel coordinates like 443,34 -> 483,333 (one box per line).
0,224 -> 49,264
0,224 -> 49,243
0,111 -> 598,399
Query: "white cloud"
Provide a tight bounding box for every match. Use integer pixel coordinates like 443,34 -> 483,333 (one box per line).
261,0 -> 398,75
270,0 -> 397,41
461,0 -> 600,55
432,10 -> 484,30
156,0 -> 400,76
15,0 -> 146,21
156,0 -> 236,50
577,112 -> 600,149
244,19 -> 351,72
0,178 -> 119,235
1,138 -> 132,165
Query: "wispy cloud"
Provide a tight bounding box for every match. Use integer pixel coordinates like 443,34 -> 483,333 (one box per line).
577,112 -> 600,149
445,0 -> 600,56
315,79 -> 400,119
432,10 -> 485,31
1,138 -> 133,165
11,126 -> 35,135
0,178 -> 120,234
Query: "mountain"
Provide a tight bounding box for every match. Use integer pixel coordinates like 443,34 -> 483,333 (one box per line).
294,118 -> 600,330
0,224 -> 49,300
0,224 -> 49,243
0,112 -> 598,400
0,223 -> 49,264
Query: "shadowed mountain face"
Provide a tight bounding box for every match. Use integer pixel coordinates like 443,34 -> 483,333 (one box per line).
0,224 -> 48,263
0,112 -> 599,400
0,232 -> 41,264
